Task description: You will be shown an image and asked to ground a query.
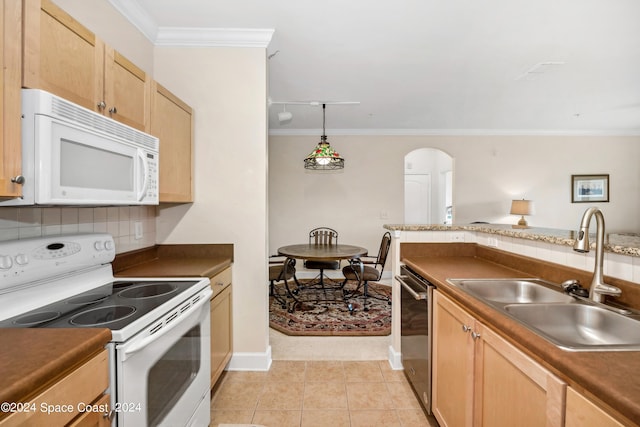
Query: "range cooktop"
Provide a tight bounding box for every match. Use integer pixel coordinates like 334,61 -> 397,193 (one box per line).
0,280 -> 201,331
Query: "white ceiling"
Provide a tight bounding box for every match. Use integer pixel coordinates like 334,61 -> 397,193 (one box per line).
110,0 -> 640,135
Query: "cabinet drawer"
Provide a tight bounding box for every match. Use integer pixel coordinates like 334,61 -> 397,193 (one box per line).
210,267 -> 232,298
0,349 -> 109,427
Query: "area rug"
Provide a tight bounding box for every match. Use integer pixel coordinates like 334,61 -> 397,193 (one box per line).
269,279 -> 391,336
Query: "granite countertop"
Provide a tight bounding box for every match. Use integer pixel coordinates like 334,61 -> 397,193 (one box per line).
403,253 -> 640,425
0,328 -> 111,407
385,223 -> 640,257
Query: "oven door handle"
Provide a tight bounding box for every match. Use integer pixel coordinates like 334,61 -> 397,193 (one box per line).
119,288 -> 212,357
395,275 -> 428,300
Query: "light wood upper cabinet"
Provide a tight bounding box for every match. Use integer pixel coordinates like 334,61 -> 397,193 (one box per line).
103,46 -> 150,131
151,81 -> 194,203
0,0 -> 23,198
22,0 -> 150,132
432,291 -> 566,427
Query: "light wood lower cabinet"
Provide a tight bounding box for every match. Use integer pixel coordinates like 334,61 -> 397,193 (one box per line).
432,291 -> 566,427
565,387 -> 625,427
0,349 -> 109,427
210,267 -> 233,386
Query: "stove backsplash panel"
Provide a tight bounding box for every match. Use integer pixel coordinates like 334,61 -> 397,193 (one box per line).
0,206 -> 156,254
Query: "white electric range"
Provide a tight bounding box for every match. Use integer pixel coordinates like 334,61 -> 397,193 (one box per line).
0,233 -> 212,427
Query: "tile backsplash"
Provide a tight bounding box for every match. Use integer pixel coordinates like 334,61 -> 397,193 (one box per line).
0,206 -> 156,253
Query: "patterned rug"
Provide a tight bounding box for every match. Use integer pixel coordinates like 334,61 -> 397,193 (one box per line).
269,279 -> 392,336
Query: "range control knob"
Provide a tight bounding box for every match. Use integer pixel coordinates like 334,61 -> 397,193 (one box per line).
14,254 -> 28,266
104,240 -> 115,251
94,241 -> 104,251
0,255 -> 13,270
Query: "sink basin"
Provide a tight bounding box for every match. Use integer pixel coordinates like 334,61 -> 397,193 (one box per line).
447,278 -> 575,304
504,303 -> 640,351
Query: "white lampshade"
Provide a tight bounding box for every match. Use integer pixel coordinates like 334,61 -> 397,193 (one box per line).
510,199 -> 534,226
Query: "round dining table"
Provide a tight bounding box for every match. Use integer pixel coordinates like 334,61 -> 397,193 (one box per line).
276,244 -> 368,312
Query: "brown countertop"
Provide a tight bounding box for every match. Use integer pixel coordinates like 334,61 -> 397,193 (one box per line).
0,328 -> 111,407
112,244 -> 233,278
402,244 -> 640,426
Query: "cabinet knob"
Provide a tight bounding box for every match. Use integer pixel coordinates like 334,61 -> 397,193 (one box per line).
471,331 -> 481,340
97,101 -> 106,109
109,106 -> 118,114
462,325 -> 471,333
11,175 -> 25,185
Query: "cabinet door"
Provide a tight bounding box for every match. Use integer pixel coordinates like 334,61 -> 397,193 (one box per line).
475,323 -> 565,427
151,81 -> 193,202
210,284 -> 232,386
432,291 -> 476,427
23,0 -> 103,111
103,47 -> 150,131
565,388 -> 625,427
0,0 -> 22,198
67,394 -> 111,427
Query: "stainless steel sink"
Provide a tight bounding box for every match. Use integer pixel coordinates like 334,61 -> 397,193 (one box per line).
446,277 -> 640,351
447,278 -> 575,304
504,303 -> 640,351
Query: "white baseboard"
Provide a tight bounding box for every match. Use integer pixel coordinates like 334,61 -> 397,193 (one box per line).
226,346 -> 272,371
388,345 -> 403,370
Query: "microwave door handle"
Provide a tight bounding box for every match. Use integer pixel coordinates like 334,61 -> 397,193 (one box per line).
136,149 -> 149,201
119,288 -> 213,359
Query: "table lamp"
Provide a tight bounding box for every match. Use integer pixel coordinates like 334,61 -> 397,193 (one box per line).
510,199 -> 534,227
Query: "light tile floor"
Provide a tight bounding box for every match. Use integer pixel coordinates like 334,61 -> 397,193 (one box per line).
210,360 -> 439,427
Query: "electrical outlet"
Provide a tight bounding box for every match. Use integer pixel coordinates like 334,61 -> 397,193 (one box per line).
451,232 -> 465,242
134,221 -> 143,240
380,210 -> 389,220
487,237 -> 499,247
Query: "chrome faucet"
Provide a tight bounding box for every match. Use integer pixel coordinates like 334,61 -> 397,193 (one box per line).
573,207 -> 621,303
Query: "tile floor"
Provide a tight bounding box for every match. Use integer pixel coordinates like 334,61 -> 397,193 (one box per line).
209,359 -> 439,427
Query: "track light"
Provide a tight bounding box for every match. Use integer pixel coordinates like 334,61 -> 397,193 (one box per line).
278,105 -> 293,123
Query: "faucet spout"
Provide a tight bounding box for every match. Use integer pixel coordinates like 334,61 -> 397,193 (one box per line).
573,207 -> 621,303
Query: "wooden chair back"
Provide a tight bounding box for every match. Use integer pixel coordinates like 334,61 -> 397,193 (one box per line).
309,227 -> 338,246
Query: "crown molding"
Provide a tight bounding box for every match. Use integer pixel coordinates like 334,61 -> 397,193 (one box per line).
268,128 -> 640,137
108,0 -> 158,41
109,0 -> 274,47
155,27 -> 274,47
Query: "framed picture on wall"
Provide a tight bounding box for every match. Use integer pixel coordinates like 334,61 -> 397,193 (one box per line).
571,174 -> 609,203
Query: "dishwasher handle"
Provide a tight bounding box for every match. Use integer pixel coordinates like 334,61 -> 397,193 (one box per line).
396,275 -> 428,300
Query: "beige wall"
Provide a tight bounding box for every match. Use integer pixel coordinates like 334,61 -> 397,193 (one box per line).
269,134 -> 640,260
153,47 -> 270,366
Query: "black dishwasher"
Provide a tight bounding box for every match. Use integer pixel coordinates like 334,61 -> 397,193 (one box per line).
397,265 -> 435,415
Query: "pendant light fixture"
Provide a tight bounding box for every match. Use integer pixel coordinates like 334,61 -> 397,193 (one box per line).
304,104 -> 344,170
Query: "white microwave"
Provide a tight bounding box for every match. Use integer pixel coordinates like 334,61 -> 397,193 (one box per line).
1,89 -> 159,206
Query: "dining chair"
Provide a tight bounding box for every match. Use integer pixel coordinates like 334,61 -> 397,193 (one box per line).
341,231 -> 392,311
269,256 -> 299,308
304,227 -> 340,288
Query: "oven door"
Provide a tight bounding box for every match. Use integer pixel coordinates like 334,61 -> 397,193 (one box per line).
115,288 -> 212,427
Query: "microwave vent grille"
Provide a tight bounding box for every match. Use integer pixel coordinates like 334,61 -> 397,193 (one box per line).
51,97 -> 158,151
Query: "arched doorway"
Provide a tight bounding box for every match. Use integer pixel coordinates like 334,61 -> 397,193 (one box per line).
404,148 -> 453,224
